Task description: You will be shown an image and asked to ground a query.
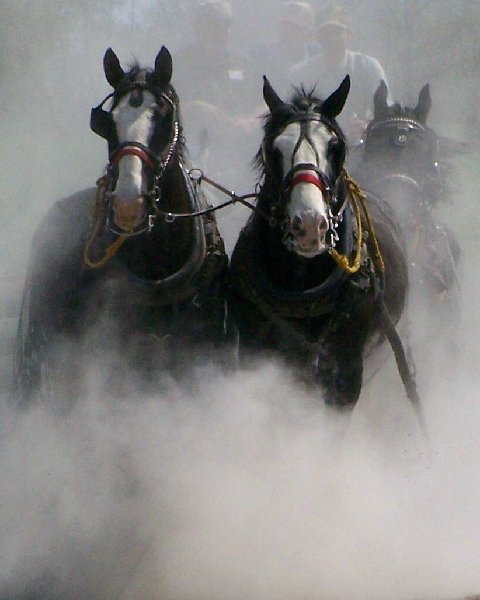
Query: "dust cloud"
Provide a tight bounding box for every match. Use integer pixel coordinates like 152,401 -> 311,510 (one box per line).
1,2 -> 480,599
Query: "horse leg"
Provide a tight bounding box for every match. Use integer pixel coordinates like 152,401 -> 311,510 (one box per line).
228,292 -> 276,367
316,311 -> 372,408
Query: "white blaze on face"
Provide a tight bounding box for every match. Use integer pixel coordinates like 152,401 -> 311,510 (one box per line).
274,121 -> 336,257
111,90 -> 157,203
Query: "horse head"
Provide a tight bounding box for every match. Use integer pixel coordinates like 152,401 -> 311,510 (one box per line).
90,47 -> 181,233
362,81 -> 443,219
259,75 -> 350,258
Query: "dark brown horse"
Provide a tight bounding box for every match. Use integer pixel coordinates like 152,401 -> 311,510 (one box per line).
229,76 -> 414,409
355,81 -> 461,349
14,47 -> 228,406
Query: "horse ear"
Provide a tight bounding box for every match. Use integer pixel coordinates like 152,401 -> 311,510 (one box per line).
320,75 -> 350,119
373,80 -> 389,121
263,76 -> 285,114
413,83 -> 431,124
154,46 -> 173,86
103,48 -> 125,89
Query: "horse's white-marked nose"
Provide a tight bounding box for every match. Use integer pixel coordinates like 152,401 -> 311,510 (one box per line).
290,212 -> 328,240
112,195 -> 146,231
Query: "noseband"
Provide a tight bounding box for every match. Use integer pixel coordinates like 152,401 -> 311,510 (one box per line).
283,162 -> 332,198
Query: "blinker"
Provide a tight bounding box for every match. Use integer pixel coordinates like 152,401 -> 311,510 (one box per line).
90,105 -> 115,140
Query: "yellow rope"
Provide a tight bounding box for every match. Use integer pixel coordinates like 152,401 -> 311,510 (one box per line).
329,185 -> 364,274
329,169 -> 385,275
83,178 -> 128,269
345,170 -> 385,273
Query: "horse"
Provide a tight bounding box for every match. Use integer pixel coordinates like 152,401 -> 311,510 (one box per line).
354,81 -> 461,349
229,76 -> 416,410
14,47 -> 229,406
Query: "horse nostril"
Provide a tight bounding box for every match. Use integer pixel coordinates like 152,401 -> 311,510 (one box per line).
317,215 -> 328,234
291,215 -> 303,234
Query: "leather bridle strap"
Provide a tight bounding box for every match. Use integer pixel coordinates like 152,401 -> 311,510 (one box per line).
283,163 -> 332,198
291,171 -> 325,194
110,143 -> 158,172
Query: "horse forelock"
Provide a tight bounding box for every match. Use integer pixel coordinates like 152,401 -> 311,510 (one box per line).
110,64 -> 184,159
110,64 -> 179,108
255,87 -> 345,176
364,100 -> 450,206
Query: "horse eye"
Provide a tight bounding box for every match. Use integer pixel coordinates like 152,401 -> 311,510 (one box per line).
328,139 -> 345,163
328,139 -> 344,154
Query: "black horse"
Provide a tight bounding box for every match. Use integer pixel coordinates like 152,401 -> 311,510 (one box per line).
14,47 -> 228,405
355,81 -> 461,347
229,76 -> 413,409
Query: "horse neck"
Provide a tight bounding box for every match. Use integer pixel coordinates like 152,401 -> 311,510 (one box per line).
148,158 -> 194,251
158,159 -> 190,212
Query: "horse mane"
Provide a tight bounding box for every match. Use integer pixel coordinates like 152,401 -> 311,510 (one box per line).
254,86 -> 346,176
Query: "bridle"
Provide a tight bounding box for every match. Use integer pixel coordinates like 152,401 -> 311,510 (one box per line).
363,116 -> 443,211
269,112 -> 348,250
90,82 -> 180,235
365,116 -> 439,154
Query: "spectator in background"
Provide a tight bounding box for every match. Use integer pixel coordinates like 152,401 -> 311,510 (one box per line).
173,0 -> 257,117
172,1 -> 260,192
290,7 -> 391,141
251,1 -> 319,92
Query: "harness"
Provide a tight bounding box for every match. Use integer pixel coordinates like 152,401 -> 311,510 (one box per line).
89,82 -> 180,237
365,116 -> 439,152
84,80 -> 228,307
363,116 -> 443,209
85,163 -> 228,308
231,112 -> 384,320
263,111 -> 384,276
90,82 -> 180,177
266,113 -> 346,245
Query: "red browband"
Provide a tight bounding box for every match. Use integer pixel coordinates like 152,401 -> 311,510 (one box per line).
110,146 -> 157,172
291,172 -> 325,193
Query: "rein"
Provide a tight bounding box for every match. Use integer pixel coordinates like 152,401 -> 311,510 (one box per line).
86,81 -> 383,279
83,168 -> 263,270
151,169 -> 264,222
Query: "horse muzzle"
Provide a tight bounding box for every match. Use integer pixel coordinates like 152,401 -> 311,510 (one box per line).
288,211 -> 329,257
282,166 -> 332,257
112,195 -> 147,232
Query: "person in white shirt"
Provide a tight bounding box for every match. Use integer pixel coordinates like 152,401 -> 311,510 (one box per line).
290,18 -> 391,141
